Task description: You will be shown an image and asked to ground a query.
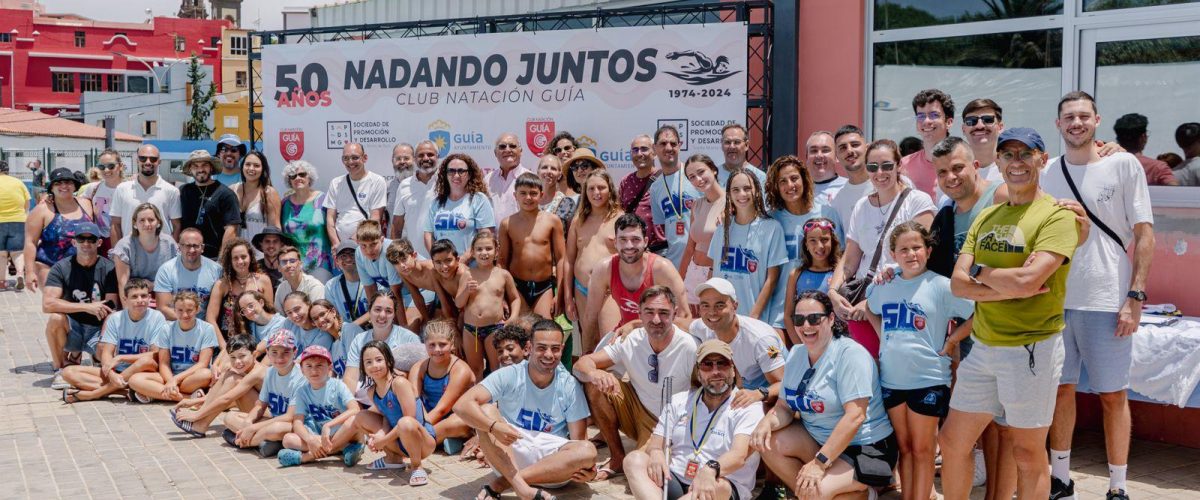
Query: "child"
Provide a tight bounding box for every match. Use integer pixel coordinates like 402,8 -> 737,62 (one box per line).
865,221 -> 974,500
353,340 -> 437,485
280,291 -> 334,354
498,172 -> 566,318
324,241 -> 369,325
128,291 -> 218,402
310,299 -> 362,381
707,170 -> 788,321
456,232 -> 522,379
429,239 -> 466,320
61,279 -> 166,403
204,331 -> 301,455
341,292 -> 421,389
353,220 -> 405,308
386,238 -> 448,327
240,290 -> 286,358
278,346 -> 365,467
783,217 -> 845,342
493,324 -> 530,368
172,335 -> 262,435
409,320 -> 476,455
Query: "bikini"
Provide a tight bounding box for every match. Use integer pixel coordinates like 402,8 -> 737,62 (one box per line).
574,278 -> 589,298
372,379 -> 437,455
36,198 -> 94,266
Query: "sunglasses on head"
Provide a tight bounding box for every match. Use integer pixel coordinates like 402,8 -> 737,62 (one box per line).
963,115 -> 998,127
792,313 -> 827,326
865,161 -> 896,173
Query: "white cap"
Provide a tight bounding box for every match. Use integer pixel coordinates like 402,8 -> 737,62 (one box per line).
695,277 -> 737,301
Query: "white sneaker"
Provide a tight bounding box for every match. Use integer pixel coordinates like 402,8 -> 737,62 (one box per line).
50,370 -> 70,390
80,354 -> 94,367
972,448 -> 987,487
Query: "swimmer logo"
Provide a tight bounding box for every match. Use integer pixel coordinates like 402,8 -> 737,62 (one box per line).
663,51 -> 741,85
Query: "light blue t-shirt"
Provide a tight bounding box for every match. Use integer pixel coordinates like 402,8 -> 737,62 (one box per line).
770,205 -> 842,327
248,314 -> 288,344
707,217 -> 788,322
649,168 -> 701,268
330,321 -> 364,379
811,176 -> 848,210
952,182 -> 1002,254
213,172 -> 241,187
355,239 -> 403,291
259,365 -> 305,417
291,379 -> 355,426
99,309 -> 168,371
481,360 -> 590,439
345,324 -> 421,368
717,163 -> 768,195
782,336 -> 893,446
866,271 -> 974,389
152,256 -> 223,313
424,193 -> 496,255
324,274 -> 369,323
153,320 -> 219,373
283,320 -> 334,355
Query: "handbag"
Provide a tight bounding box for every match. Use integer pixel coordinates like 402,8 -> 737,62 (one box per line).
837,188 -> 912,305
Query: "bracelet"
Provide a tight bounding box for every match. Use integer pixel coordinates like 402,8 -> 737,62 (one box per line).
488,420 -> 497,433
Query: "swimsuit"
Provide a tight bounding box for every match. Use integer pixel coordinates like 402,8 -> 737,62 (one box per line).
513,277 -> 555,305
464,323 -> 504,340
420,358 -> 458,414
372,381 -> 436,456
574,278 -> 589,298
36,199 -> 93,266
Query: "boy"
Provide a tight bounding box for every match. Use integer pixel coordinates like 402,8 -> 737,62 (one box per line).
206,331 -> 302,456
385,238 -> 446,328
353,220 -> 404,307
493,324 -> 530,367
498,173 -> 566,317
428,239 -> 467,320
278,346 -> 365,467
61,279 -> 166,403
325,240 -> 369,325
173,335 -> 263,436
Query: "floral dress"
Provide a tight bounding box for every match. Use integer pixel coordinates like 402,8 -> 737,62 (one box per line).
281,192 -> 333,277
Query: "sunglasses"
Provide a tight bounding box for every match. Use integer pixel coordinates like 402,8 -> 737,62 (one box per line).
865,161 -> 897,173
963,115 -> 998,127
648,353 -> 659,384
570,161 -> 595,171
551,145 -> 575,154
74,235 -> 99,243
287,172 -> 309,180
792,313 -> 828,326
803,219 -> 835,234
98,162 -> 120,170
137,156 -> 159,163
447,167 -> 470,176
341,155 -> 363,162
496,143 -> 520,151
699,359 -> 731,370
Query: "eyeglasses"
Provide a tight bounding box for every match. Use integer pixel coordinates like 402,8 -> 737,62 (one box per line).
648,353 -> 659,384
792,313 -> 827,326
279,257 -> 300,265
446,167 -> 470,176
341,155 -> 363,162
865,161 -> 897,173
287,172 -> 308,180
963,115 -> 998,127
180,243 -> 203,250
657,141 -> 680,148
722,139 -> 746,146
699,359 -> 731,370
496,143 -> 520,151
551,145 -> 575,154
803,219 -> 836,234
98,162 -> 120,170
915,111 -> 943,122
997,149 -> 1038,163
631,146 -> 652,154
137,156 -> 159,163
74,235 -> 99,243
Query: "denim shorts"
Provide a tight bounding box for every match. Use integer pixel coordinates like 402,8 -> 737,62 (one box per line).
0,222 -> 23,252
66,316 -> 101,354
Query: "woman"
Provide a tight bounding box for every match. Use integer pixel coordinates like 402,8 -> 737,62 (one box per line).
829,139 -> 935,358
679,154 -> 724,312
239,290 -> 286,354
207,238 -> 273,343
751,290 -> 898,500
549,131 -> 579,195
280,160 -> 334,282
354,340 -> 437,485
0,159 -> 30,291
310,299 -> 362,381
23,168 -> 95,291
110,203 -> 178,306
783,218 -> 844,343
280,291 -> 334,354
409,320 -> 475,454
341,293 -> 420,389
233,151 -> 282,251
563,171 -> 622,347
423,153 -> 494,260
536,154 -> 576,231
707,169 -> 787,321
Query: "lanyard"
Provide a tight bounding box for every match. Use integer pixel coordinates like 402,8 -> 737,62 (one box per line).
689,391 -> 732,458
340,275 -> 364,318
662,169 -> 684,219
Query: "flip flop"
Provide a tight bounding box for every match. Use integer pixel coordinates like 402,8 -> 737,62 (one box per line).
476,485 -> 501,500
61,388 -> 80,404
533,488 -> 556,500
591,466 -> 623,482
408,468 -> 429,487
367,457 -> 407,471
171,411 -> 205,438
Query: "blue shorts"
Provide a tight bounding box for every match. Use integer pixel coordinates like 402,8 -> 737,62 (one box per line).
0,222 -> 24,252
66,316 -> 100,355
1060,309 -> 1130,393
304,417 -> 341,437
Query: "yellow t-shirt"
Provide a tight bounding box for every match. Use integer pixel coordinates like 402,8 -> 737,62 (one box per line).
0,175 -> 30,223
960,193 -> 1078,347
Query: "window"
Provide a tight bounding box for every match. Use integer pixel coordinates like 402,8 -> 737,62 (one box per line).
106,74 -> 124,92
230,36 -> 248,56
74,31 -> 85,47
873,0 -> 1061,30
127,75 -> 149,93
79,73 -> 101,92
211,36 -> 221,48
235,71 -> 247,89
1084,0 -> 1200,12
143,120 -> 157,137
1,33 -> 12,43
175,35 -> 185,52
224,115 -> 239,128
52,72 -> 74,93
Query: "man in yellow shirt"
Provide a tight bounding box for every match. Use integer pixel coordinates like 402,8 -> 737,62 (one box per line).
0,160 -> 31,290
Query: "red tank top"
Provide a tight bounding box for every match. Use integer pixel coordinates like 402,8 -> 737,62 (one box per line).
610,253 -> 656,326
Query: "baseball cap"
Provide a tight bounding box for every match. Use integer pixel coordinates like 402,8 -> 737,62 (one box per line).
266,331 -> 296,351
335,240 -> 357,256
695,278 -> 737,301
996,127 -> 1045,152
696,339 -> 735,364
217,134 -> 248,155
299,345 -> 332,364
73,222 -> 101,238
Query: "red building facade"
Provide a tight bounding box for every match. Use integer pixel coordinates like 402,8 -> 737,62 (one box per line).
0,8 -> 228,117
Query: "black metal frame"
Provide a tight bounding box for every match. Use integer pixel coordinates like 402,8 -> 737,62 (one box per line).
248,0 -> 790,166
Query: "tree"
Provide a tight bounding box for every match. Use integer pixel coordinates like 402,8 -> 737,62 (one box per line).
183,54 -> 217,140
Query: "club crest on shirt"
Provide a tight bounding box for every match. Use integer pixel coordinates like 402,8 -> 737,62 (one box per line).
784,387 -> 825,414
766,345 -> 781,359
719,247 -> 759,274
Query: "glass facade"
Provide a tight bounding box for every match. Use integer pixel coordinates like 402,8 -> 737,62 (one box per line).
874,0 -> 1061,30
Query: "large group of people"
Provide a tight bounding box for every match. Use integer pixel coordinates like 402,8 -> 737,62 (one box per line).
11,88 -> 1160,500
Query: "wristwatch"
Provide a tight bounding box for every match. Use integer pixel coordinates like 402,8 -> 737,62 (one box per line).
815,452 -> 831,470
757,387 -> 769,400
1127,290 -> 1147,302
969,263 -> 985,280
704,460 -> 721,477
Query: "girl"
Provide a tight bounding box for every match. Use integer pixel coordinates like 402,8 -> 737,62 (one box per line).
240,290 -> 286,356
310,299 -> 362,382
129,292 -> 218,402
549,131 -> 580,195
232,151 -> 282,251
278,345 -> 365,467
342,293 -> 420,389
679,154 -> 724,313
424,153 -> 495,262
207,238 -> 273,346
457,232 -> 521,379
281,291 -> 335,355
409,320 -> 476,455
354,340 -> 437,485
865,222 -> 973,500
110,203 -> 178,306
172,335 -> 262,436
783,217 -> 844,343
707,169 -> 788,321
563,171 -> 622,349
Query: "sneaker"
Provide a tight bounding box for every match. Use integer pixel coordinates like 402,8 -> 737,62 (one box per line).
278,449 -> 303,467
258,440 -> 284,458
223,429 -> 238,447
972,448 -> 987,487
1106,489 -> 1129,500
1050,476 -> 1075,500
342,442 -> 364,466
50,370 -> 70,390
128,389 -> 152,404
443,437 -> 465,455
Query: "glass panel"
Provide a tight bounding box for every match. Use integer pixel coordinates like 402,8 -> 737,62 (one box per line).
873,29 -> 1063,156
874,0 -> 1062,30
1094,34 -> 1200,185
1084,0 -> 1199,12
127,76 -> 149,94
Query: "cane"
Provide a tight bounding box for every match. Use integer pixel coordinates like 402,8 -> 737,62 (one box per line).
660,375 -> 674,500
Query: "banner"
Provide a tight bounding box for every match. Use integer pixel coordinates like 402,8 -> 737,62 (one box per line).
262,23 -> 748,188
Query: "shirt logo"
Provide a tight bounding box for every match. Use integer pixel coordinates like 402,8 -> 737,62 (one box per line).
977,225 -> 1026,253
267,393 -> 290,416
516,408 -> 556,433
118,338 -> 150,356
170,346 -> 199,364
718,247 -> 759,274
658,194 -> 696,219
881,300 -> 928,333
784,387 -> 825,414
433,213 -> 468,231
307,404 -> 342,422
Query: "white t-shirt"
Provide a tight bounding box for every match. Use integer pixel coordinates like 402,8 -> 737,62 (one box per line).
486,165 -> 532,224
830,179 -> 872,227
846,189 -> 936,279
109,177 -> 182,237
811,176 -> 847,210
274,274 -> 327,311
654,389 -> 764,499
688,316 -> 786,391
977,162 -> 1004,183
393,174 -> 438,259
86,181 -> 119,238
323,171 -> 387,242
1040,153 -> 1153,311
602,326 -> 698,415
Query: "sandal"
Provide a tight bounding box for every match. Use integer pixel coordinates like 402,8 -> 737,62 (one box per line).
591,466 -> 623,482
533,488 -> 556,500
367,457 -> 407,471
61,388 -> 80,404
171,410 -> 205,438
476,485 -> 501,500
408,468 -> 429,486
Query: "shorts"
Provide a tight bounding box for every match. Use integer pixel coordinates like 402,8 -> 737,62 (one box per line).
0,222 -> 24,252
839,434 -> 900,488
950,335 -> 1064,429
882,385 -> 951,418
664,471 -> 743,500
66,316 -> 101,354
304,417 -> 341,437
510,426 -> 573,489
683,262 -> 712,304
402,287 -> 438,310
606,379 -> 658,447
1060,309 -> 1129,393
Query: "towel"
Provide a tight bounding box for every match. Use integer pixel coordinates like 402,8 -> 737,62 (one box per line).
1130,318 -> 1200,408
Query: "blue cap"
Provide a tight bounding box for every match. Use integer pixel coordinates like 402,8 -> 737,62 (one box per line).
997,127 -> 1045,152
74,222 -> 101,238
216,133 -> 247,155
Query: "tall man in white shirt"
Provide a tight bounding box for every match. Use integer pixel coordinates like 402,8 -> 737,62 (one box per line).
390,140 -> 440,259
324,142 -> 387,245
487,132 -> 532,223
109,144 -> 182,243
831,125 -> 870,225
383,142 -> 415,234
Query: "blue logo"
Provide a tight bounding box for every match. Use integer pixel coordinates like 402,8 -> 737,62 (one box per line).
433,212 -> 468,231
170,346 -> 197,364
882,300 -> 928,332
923,391 -> 938,406
658,194 -> 695,219
429,119 -> 452,157
784,387 -> 825,414
517,408 -> 556,433
117,338 -> 150,356
267,393 -> 290,416
332,358 -> 346,378
719,247 -> 759,274
307,404 -> 341,423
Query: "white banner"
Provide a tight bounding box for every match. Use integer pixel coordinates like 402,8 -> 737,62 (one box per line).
262,23 -> 748,188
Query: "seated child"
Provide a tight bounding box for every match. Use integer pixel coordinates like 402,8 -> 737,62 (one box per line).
172,335 -> 261,435
61,278 -> 166,403
278,345 -> 365,467
128,291 -> 218,402
354,340 -> 438,485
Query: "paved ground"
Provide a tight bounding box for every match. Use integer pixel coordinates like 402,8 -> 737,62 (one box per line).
1,286 -> 1198,499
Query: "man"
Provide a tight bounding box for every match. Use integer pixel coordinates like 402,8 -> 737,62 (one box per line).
251,226 -> 292,289
384,142 -> 415,233
940,127 -> 1079,500
454,320 -> 598,499
179,150 -> 242,259
324,142 -> 387,245
624,340 -> 764,500
1043,92 -> 1155,500
1112,113 -> 1179,186
574,286 -> 699,481
81,149 -> 125,252
583,214 -> 690,353
153,228 -> 222,321
273,245 -> 326,311
487,132 -> 533,223
324,240 -> 368,325
60,278 -> 166,403
717,123 -> 767,187
961,99 -> 1007,183
390,140 -> 439,257
110,144 -> 182,242
41,222 -> 118,389
648,125 -> 700,269
214,133 -> 248,186
805,131 -> 847,209
689,278 -> 785,407
830,125 -> 871,225
619,134 -> 667,255
1173,122 -> 1200,185
928,137 -> 1009,277
902,88 -> 955,198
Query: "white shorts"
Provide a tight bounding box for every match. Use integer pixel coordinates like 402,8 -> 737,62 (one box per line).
684,262 -> 712,304
510,427 -> 572,488
949,334 -> 1064,429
